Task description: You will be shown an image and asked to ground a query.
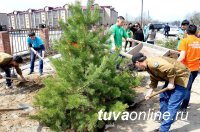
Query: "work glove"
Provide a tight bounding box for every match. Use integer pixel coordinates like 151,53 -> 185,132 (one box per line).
145,88 -> 154,100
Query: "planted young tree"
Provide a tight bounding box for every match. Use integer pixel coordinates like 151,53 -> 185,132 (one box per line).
33,0 -> 140,131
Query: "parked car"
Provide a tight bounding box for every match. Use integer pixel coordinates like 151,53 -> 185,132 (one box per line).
168,26 -> 179,36
152,23 -> 164,31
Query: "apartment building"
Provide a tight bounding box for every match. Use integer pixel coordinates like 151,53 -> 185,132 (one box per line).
7,4 -> 118,29
0,13 -> 9,30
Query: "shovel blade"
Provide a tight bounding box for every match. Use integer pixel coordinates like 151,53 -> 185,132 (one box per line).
19,103 -> 33,112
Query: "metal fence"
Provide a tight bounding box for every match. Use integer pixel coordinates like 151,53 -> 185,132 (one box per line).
49,27 -> 63,48
9,28 -> 63,55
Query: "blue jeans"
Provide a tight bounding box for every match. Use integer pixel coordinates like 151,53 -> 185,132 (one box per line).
159,74 -> 193,132
4,68 -> 12,86
181,71 -> 198,109
30,48 -> 43,73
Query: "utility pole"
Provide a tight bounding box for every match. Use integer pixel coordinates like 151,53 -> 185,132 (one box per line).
148,10 -> 150,24
126,13 -> 128,22
141,0 -> 143,28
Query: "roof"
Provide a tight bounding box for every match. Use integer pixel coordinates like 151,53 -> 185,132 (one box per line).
7,4 -> 117,14
52,7 -> 65,10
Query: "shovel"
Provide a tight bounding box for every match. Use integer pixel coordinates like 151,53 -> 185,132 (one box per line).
30,48 -> 55,71
128,87 -> 170,109
3,77 -> 31,82
0,103 -> 33,112
3,77 -> 23,81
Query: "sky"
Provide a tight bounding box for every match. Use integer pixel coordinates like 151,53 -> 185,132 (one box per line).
0,0 -> 200,22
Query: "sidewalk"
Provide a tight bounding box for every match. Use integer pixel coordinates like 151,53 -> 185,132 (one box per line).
106,45 -> 200,132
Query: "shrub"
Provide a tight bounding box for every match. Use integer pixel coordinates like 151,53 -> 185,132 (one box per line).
156,39 -> 178,50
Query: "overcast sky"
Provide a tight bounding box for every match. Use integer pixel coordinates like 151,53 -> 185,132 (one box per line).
0,0 -> 200,22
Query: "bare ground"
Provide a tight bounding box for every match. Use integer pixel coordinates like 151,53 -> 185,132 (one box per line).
0,70 -> 53,132
0,46 -> 200,132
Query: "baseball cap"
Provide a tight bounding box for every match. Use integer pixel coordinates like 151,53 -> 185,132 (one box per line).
13,55 -> 23,63
132,53 -> 146,64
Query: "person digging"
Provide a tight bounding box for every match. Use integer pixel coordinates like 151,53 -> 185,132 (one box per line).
27,32 -> 45,76
132,53 -> 193,132
0,52 -> 26,89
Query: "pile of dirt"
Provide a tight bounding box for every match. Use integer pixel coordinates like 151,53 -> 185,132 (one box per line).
14,76 -> 44,92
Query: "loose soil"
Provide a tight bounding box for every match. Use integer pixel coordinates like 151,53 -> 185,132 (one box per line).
0,74 -> 52,132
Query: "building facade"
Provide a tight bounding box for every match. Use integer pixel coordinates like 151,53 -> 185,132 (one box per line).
7,4 -> 118,29
0,13 -> 9,30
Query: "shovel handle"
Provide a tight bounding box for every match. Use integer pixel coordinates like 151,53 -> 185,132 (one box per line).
149,87 -> 170,99
30,48 -> 44,60
137,87 -> 170,104
30,48 -> 55,71
0,108 -> 25,112
3,77 -> 30,82
3,77 -> 22,81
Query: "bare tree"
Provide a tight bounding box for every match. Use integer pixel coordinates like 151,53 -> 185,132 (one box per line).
186,12 -> 200,26
133,11 -> 152,27
170,21 -> 181,26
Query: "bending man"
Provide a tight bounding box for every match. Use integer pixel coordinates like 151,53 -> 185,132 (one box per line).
132,53 -> 192,132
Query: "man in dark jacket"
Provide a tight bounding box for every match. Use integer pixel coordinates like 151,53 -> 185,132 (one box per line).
164,23 -> 170,38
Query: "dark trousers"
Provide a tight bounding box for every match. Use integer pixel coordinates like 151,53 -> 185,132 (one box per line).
159,74 -> 193,132
30,49 -> 43,73
4,68 -> 11,86
110,50 -> 124,70
147,41 -> 154,44
115,54 -> 125,70
181,71 -> 198,109
125,41 -> 132,50
164,31 -> 169,37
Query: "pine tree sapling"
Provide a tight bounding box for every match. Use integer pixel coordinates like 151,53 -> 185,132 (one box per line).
33,0 -> 140,131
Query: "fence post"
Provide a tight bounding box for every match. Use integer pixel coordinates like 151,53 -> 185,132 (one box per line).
39,28 -> 49,50
0,31 -> 11,54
